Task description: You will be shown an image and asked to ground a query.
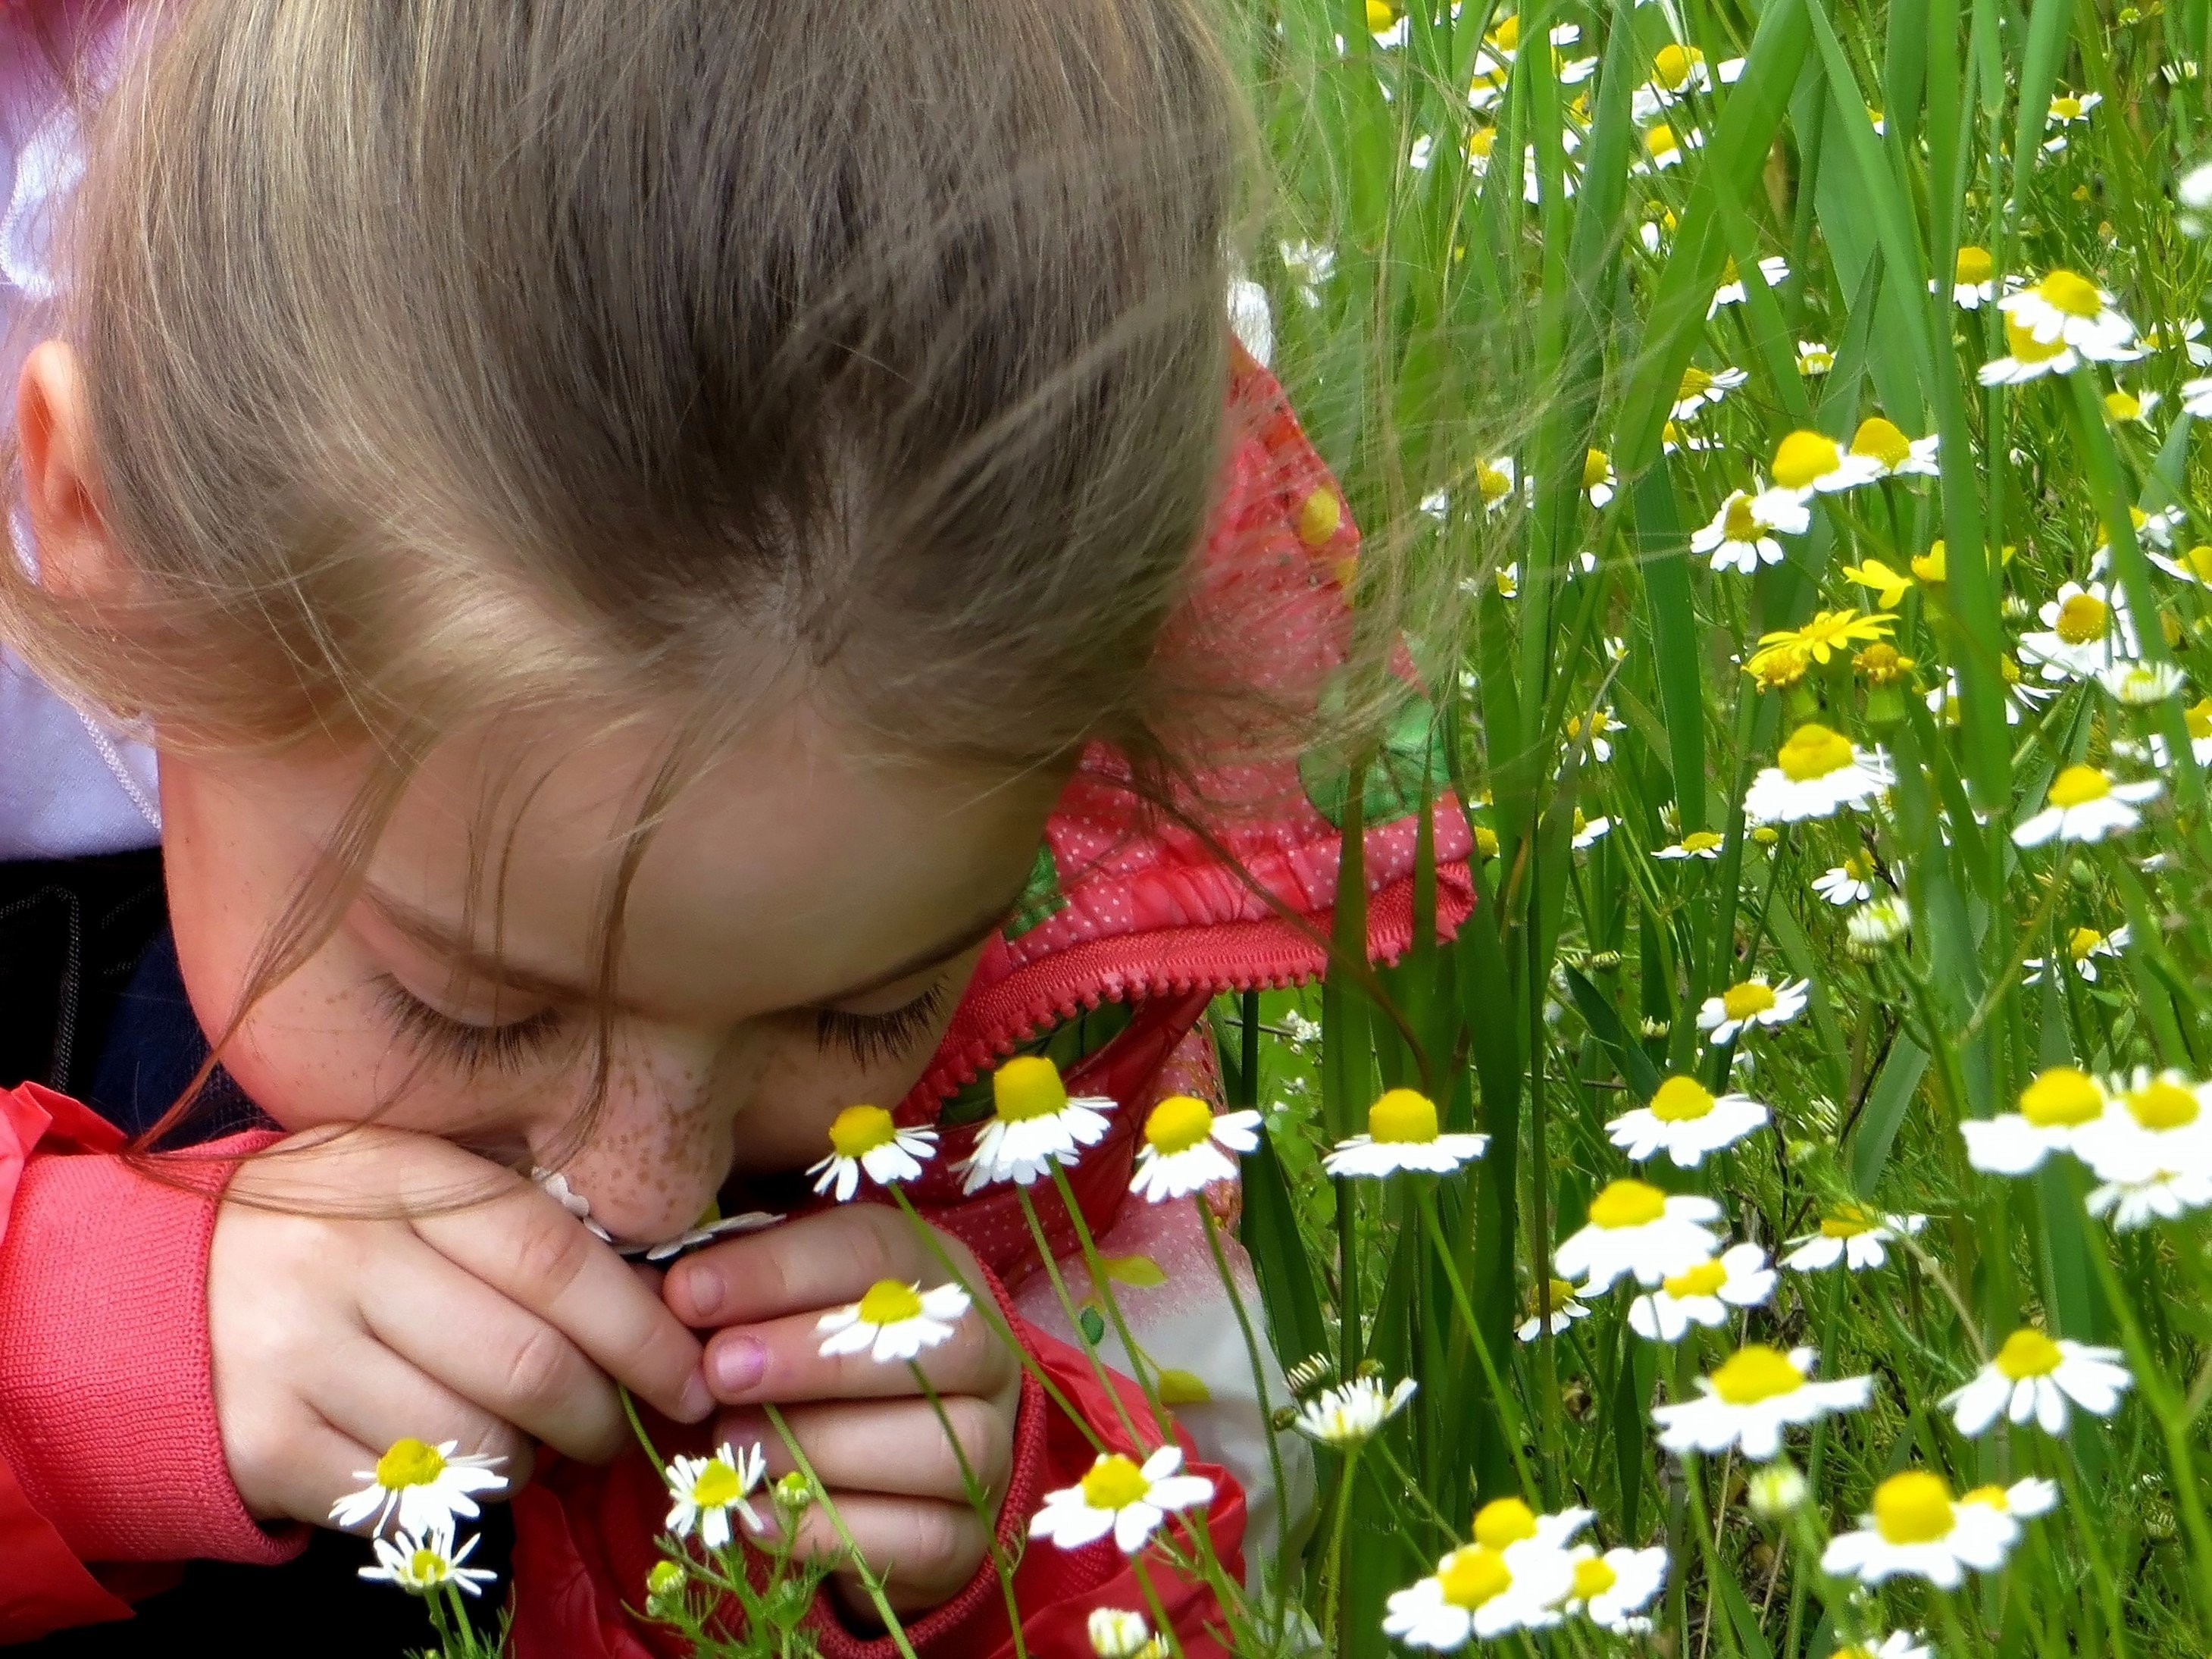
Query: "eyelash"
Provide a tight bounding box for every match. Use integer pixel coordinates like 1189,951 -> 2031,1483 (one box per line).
374,977 -> 568,1077
813,981 -> 949,1069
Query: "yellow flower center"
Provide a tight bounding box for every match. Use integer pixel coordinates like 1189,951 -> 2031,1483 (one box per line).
1476,461 -> 1512,499
856,1279 -> 925,1326
2129,1078 -> 2200,1130
1722,496 -> 1763,540
2019,1064 -> 2104,1126
1819,1205 -> 1876,1238
1800,346 -> 1835,372
1960,1483 -> 2010,1510
1844,850 -> 1874,878
1679,365 -> 1714,399
2051,94 -> 2084,120
1994,1327 -> 2065,1380
1776,723 -> 1856,782
1649,1075 -> 1717,1122
1709,1343 -> 1806,1405
408,1548 -> 447,1582
1491,14 -> 1522,50
1652,42 -> 1699,87
1368,1088 -> 1440,1144
2054,592 -> 2109,643
1536,1276 -> 1579,1313
1475,824 -> 1501,858
2036,268 -> 2104,318
2067,925 -> 2104,961
1467,126 -> 1498,160
690,1457 -> 744,1510
1956,245 -> 1994,284
1771,430 -> 1841,491
1299,487 -> 1343,547
1144,1094 -> 1217,1156
828,1103 -> 897,1159
2106,390 -> 2144,421
1850,416 -> 1913,470
1873,1471 -> 1957,1544
1683,831 -> 1724,853
1582,449 -> 1612,489
1080,1454 -> 1152,1511
2003,313 -> 2070,364
2190,698 -> 2212,741
1366,0 -> 1396,29
1572,1556 -> 1619,1599
2182,546 -> 2212,584
374,1438 -> 448,1492
993,1055 -> 1069,1122
2045,764 -> 2112,808
1438,1546 -> 1514,1609
1664,1259 -> 1729,1298
1587,1178 -> 1667,1229
1646,124 -> 1680,158
1472,1496 -> 1538,1549
1722,981 -> 1778,1022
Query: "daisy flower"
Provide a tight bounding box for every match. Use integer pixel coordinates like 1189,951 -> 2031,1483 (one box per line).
1562,706 -> 1616,762
2023,922 -> 2126,984
1638,121 -> 1703,171
1031,1446 -> 1214,1553
1754,429 -> 1883,510
1708,254 -> 1790,315
1998,267 -> 2140,361
1945,1326 -> 2132,1437
1797,340 -> 1835,375
1294,1376 -> 1419,1448
664,1441 -> 768,1550
1844,896 -> 1913,957
1553,1179 -> 1724,1291
2105,387 -> 2161,424
1606,1075 -> 1769,1167
1656,829 -> 1726,860
1961,1064 -> 2107,1175
2098,659 -> 2185,705
2145,316 -> 2212,364
1671,362 -> 1749,419
2077,1066 -> 2212,1181
1822,1470 -> 2019,1588
1518,1276 -> 1594,1342
1087,1608 -> 1162,1659
1475,1495 -> 1594,1553
1652,1343 -> 1873,1460
1979,310 -> 2082,383
1476,455 -> 1521,513
1382,1540 -> 1576,1648
809,1105 -> 937,1201
1814,850 -> 1877,905
1630,41 -> 1720,117
1848,416 -> 1941,480
1697,977 -> 1808,1044
1562,1545 -> 1669,1633
331,1438 -> 508,1536
957,1054 -> 1113,1194
1128,1094 -> 1259,1202
2150,696 -> 2212,768
2018,581 -> 2137,681
2088,1163 -> 2212,1229
2011,765 -> 2161,847
1949,245 -> 1998,307
817,1278 -> 971,1363
1693,489 -> 1807,572
1582,448 -> 1617,507
2041,89 -> 2102,149
1742,724 -> 1894,824
1960,1476 -> 2058,1534
1781,1205 -> 1925,1272
1569,810 -> 1610,850
1626,1242 -> 1776,1341
2151,543 -> 2212,585
1324,1088 -> 1488,1178
358,1522 -> 499,1598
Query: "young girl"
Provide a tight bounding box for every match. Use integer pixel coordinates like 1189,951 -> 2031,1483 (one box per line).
0,2 -> 1472,1654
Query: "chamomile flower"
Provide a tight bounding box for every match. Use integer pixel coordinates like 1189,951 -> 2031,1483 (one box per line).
1945,1327 -> 2132,1437
1754,430 -> 1884,509
2023,922 -> 2127,984
530,1166 -> 615,1242
2088,1164 -> 2212,1229
1979,311 -> 2084,383
1845,896 -> 1913,956
2011,765 -> 2161,846
816,1279 -> 972,1363
2151,543 -> 2212,585
1606,1075 -> 1768,1166
1848,416 -> 1941,479
957,1054 -> 1113,1194
1999,268 -> 2141,360
1697,977 -> 1808,1044
1561,1545 -> 1669,1633
1553,1179 -> 1724,1291
1652,1343 -> 1873,1460
1671,362 -> 1749,418
664,1442 -> 768,1550
1960,1476 -> 2058,1532
1031,1446 -> 1215,1553
1796,340 -> 1835,375
1383,1540 -> 1577,1648
2105,386 -> 2161,424
1781,1206 -> 1926,1272
331,1438 -> 508,1536
1813,850 -> 1878,905
2078,1067 -> 2212,1181
1562,706 -> 1616,762
1627,1242 -> 1776,1341
1742,724 -> 1894,824
2098,659 -> 2186,705
2151,696 -> 2212,767
1570,810 -> 1611,850
1294,1376 -> 1419,1447
1325,1088 -> 1489,1178
1950,245 -> 1998,307
1694,489 -> 1807,572
1087,1609 -> 1163,1659
1475,455 -> 1522,513
1657,830 -> 1726,860
2183,374 -> 2212,418
807,1105 -> 938,1201
1518,1276 -> 1594,1341
1582,448 -> 1617,507
1128,1094 -> 1260,1201
1961,1064 -> 2108,1174
2145,316 -> 2212,365
358,1522 -> 499,1598
1708,255 -> 1791,315
1638,121 -> 1702,171
1630,41 -> 1719,117
2041,89 -> 2103,150
1842,1635 -> 1934,1659
1822,1470 -> 2020,1588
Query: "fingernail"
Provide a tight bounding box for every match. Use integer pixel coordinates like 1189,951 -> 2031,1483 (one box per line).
678,1263 -> 723,1323
711,1333 -> 767,1398
678,1369 -> 714,1423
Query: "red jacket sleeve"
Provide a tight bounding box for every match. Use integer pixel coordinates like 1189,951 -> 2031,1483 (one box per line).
0,1085 -> 301,1642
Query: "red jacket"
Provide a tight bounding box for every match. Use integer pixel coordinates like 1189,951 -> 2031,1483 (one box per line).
0,352 -> 1471,1653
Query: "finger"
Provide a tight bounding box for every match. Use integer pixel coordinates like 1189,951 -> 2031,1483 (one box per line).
406,1170 -> 709,1423
358,1237 -> 630,1463
783,1495 -> 993,1616
702,1299 -> 1016,1407
665,1206 -> 961,1329
712,1397 -> 1015,1507
305,1335 -> 534,1527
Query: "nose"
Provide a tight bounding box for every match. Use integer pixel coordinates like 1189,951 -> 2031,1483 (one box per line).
527,1042 -> 737,1247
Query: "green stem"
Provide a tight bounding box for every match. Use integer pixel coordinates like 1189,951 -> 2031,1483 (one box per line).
1415,1184 -> 1542,1499
762,1404 -> 921,1659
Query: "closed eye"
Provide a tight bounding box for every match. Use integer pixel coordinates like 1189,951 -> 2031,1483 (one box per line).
374,975 -> 568,1077
811,981 -> 950,1069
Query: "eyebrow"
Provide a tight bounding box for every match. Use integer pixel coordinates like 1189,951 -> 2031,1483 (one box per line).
358,884 -> 1021,1012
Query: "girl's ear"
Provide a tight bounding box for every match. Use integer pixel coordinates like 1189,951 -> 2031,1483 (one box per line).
17,340 -> 132,600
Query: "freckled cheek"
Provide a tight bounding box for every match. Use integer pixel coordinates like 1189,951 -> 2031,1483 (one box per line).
549,1046 -> 743,1242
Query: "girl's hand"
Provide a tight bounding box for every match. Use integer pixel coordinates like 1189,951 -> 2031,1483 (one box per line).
208,1125 -> 712,1527
663,1207 -> 1022,1616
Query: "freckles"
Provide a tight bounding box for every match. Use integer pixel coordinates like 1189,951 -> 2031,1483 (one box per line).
561,1045 -> 741,1234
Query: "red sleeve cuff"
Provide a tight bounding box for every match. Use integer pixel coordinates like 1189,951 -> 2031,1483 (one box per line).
0,1125 -> 305,1566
